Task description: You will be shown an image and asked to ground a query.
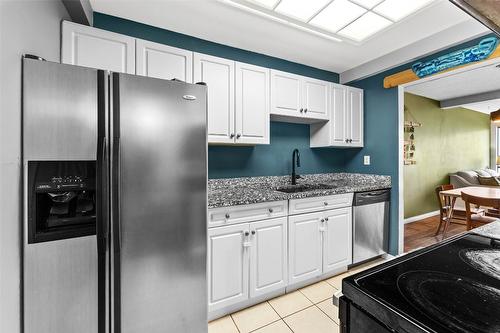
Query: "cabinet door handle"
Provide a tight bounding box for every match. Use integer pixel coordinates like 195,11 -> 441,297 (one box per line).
325,217 -> 329,221
225,213 -> 230,219
304,108 -> 308,113
268,208 -> 274,213
244,231 -> 249,236
251,230 -> 256,235
324,202 -> 328,206
236,133 -> 241,139
321,218 -> 325,222
230,133 -> 235,139
299,108 -> 304,113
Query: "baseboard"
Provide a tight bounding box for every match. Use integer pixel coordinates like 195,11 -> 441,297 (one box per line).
404,210 -> 440,224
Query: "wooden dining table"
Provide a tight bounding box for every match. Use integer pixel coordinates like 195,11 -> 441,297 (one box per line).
439,186 -> 500,238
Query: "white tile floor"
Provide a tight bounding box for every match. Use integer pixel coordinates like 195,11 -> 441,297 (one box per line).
208,259 -> 385,333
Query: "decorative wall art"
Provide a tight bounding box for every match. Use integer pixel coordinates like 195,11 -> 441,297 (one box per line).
384,36 -> 500,88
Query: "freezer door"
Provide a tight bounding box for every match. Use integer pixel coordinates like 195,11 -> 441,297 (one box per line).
111,73 -> 207,333
23,58 -> 98,160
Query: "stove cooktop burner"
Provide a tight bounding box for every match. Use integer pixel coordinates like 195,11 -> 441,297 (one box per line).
460,249 -> 500,280
397,270 -> 500,333
346,234 -> 500,333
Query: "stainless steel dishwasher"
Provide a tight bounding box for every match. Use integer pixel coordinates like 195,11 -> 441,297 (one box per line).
352,190 -> 390,265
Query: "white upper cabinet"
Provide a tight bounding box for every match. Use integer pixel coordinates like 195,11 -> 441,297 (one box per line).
271,70 -> 329,123
310,83 -> 364,148
249,217 -> 287,297
271,70 -> 302,117
208,223 -> 250,312
235,62 -> 270,145
330,84 -> 347,145
136,39 -> 192,82
194,53 -> 235,144
302,77 -> 329,120
322,207 -> 352,274
62,21 -> 135,74
347,87 -> 363,147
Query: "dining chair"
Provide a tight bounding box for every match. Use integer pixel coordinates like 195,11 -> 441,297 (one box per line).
435,185 -> 454,235
461,192 -> 500,230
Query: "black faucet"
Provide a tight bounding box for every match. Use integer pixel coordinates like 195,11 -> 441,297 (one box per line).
291,149 -> 301,185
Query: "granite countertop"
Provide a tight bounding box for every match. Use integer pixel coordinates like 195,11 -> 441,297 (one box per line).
472,220 -> 500,240
208,173 -> 392,209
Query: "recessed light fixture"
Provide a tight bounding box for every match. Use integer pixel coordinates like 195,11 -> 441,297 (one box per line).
220,0 -> 436,42
373,0 -> 434,21
275,0 -> 331,21
310,0 -> 366,33
338,11 -> 392,41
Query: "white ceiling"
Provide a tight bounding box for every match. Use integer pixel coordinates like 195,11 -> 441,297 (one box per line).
462,99 -> 500,114
89,0 -> 488,74
405,59 -> 500,114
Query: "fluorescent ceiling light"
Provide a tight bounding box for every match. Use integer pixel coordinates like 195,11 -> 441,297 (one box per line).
249,0 -> 279,9
349,0 -> 384,9
275,0 -> 331,21
373,0 -> 434,21
338,11 -> 392,41
310,0 -> 366,33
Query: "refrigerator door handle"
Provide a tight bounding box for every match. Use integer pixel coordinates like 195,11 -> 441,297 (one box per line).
112,136 -> 121,251
96,70 -> 108,333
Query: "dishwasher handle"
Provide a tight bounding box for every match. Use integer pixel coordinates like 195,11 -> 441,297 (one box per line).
354,190 -> 390,206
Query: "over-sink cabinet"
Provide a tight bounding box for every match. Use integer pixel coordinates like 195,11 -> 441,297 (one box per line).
208,193 -> 353,318
270,70 -> 329,123
62,21 -> 363,148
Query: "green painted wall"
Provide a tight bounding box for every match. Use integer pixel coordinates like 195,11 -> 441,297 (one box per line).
403,93 -> 490,218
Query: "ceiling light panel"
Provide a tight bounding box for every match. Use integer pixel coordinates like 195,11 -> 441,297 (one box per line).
338,11 -> 392,41
310,0 -> 367,33
275,0 -> 331,21
249,0 -> 280,9
373,0 -> 435,21
349,0 -> 384,9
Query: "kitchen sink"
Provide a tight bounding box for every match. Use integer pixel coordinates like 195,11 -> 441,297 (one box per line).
275,180 -> 348,193
275,184 -> 331,193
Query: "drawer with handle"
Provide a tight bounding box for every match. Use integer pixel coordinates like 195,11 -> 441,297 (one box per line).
208,200 -> 288,228
289,193 -> 353,215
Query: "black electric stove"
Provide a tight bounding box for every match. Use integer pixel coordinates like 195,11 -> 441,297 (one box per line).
340,232 -> 500,333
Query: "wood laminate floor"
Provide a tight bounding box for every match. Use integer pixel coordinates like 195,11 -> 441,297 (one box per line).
404,215 -> 467,252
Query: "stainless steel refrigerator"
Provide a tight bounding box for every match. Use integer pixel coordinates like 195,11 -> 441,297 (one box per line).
22,57 -> 207,333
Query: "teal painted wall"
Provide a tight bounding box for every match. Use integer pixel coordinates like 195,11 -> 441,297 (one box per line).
209,122 -> 345,178
93,12 -> 344,179
345,33 -> 496,254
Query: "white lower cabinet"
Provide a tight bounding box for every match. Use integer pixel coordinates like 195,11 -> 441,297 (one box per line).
208,196 -> 353,316
288,212 -> 323,285
250,218 -> 287,297
289,208 -> 352,285
208,217 -> 287,312
208,223 -> 250,312
323,207 -> 352,274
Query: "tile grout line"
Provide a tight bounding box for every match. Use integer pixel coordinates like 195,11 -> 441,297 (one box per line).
298,288 -> 333,305
247,318 -> 288,333
229,314 -> 241,333
315,303 -> 340,325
